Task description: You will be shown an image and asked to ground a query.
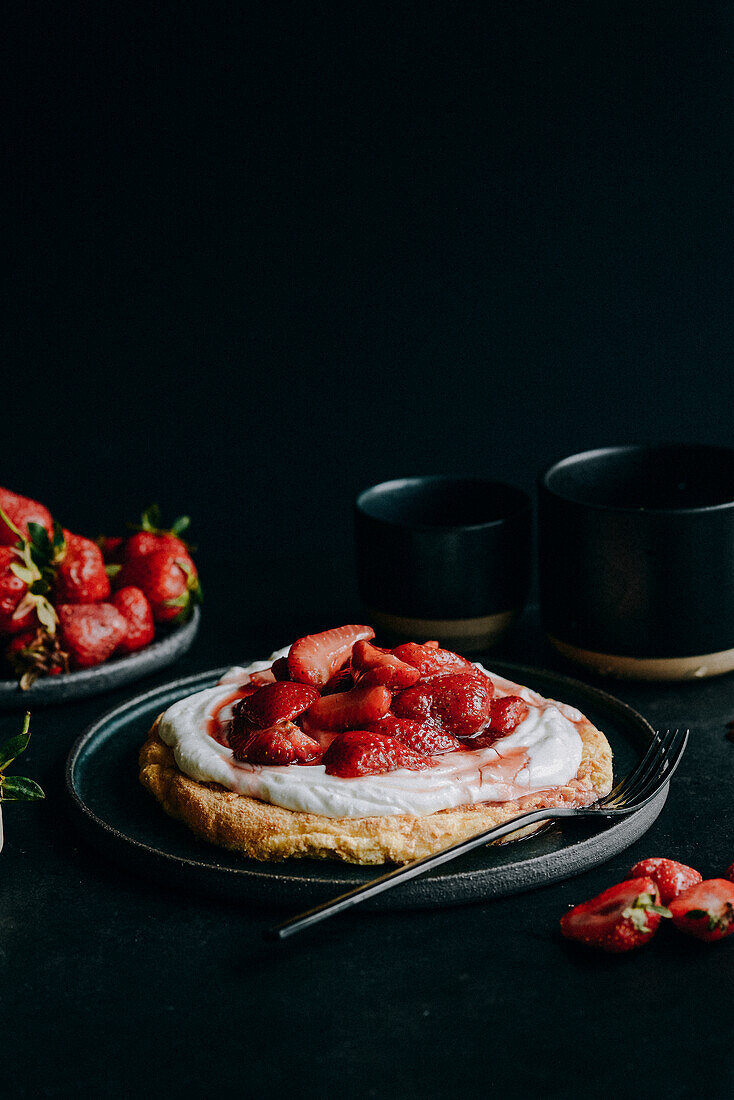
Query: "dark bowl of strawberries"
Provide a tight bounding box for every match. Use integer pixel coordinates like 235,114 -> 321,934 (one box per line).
0,489 -> 201,709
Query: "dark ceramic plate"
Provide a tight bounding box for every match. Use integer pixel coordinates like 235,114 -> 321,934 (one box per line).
65,659 -> 670,909
0,607 -> 200,710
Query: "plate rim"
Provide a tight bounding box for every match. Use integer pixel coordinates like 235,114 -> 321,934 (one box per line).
0,606 -> 200,707
65,657 -> 661,890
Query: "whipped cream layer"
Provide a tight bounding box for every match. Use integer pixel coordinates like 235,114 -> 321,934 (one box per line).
157,649 -> 586,819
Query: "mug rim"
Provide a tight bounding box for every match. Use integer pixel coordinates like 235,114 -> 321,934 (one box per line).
355,475 -> 531,533
539,443 -> 734,516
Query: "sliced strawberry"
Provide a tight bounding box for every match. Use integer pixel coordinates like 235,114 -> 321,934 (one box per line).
233,681 -> 320,730
287,624 -> 375,688
305,683 -> 391,731
626,858 -> 703,905
393,671 -> 493,737
369,714 -> 462,755
391,642 -> 474,677
669,879 -> 734,942
229,720 -> 323,765
321,730 -> 430,778
352,639 -> 420,689
248,668 -> 276,686
271,656 -> 291,681
321,662 -> 354,695
487,695 -> 530,735
560,877 -> 670,953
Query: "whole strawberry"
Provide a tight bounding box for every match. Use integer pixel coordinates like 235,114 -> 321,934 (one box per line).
111,587 -> 155,654
57,603 -> 128,668
6,626 -> 70,687
54,531 -> 110,604
626,857 -> 703,905
0,535 -> 58,638
0,487 -> 53,546
123,505 -> 192,563
560,877 -> 671,953
117,549 -> 201,623
0,547 -> 36,634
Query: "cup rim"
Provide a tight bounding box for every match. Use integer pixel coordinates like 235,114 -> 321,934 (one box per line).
355,475 -> 531,532
538,443 -> 734,516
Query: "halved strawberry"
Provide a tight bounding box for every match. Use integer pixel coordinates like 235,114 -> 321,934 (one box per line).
393,671 -> 494,737
487,695 -> 529,735
351,639 -> 420,689
233,681 -> 319,730
305,683 -> 391,731
369,714 -> 462,755
560,877 -> 670,953
626,858 -> 703,905
391,642 -> 474,677
229,720 -> 323,766
287,624 -> 375,688
669,879 -> 734,942
322,730 -> 430,778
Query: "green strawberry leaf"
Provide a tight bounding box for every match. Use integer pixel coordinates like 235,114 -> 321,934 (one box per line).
164,593 -> 189,608
0,775 -> 45,801
140,505 -> 162,532
33,596 -> 58,634
646,903 -> 672,918
0,713 -> 31,771
105,564 -> 122,578
170,515 -> 190,536
50,522 -> 67,563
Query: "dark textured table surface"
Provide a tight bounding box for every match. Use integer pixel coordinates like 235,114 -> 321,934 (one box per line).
2,586 -> 732,1100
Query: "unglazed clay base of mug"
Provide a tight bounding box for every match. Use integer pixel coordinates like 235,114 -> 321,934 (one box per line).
549,636 -> 734,681
367,608 -> 516,652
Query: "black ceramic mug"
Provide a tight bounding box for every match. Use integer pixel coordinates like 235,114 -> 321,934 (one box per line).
355,476 -> 531,651
538,444 -> 734,680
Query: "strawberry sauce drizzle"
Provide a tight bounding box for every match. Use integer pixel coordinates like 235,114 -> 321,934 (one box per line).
207,686 -> 259,745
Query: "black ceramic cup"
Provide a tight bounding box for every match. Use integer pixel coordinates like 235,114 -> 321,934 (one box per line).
538,444 -> 734,680
355,476 -> 531,651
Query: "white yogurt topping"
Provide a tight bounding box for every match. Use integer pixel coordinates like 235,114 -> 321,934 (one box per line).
157,650 -> 584,819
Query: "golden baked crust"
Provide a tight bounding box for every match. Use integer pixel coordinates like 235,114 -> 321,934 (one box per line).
138,709 -> 613,865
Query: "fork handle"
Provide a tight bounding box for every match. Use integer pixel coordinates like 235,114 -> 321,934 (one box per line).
266,806 -> 577,940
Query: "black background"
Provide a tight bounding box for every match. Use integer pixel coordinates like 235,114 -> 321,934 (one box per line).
3,5 -> 734,1097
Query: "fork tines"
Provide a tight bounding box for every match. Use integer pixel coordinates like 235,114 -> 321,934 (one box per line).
604,727 -> 688,810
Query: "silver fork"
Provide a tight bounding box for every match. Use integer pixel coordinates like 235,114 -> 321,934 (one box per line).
267,727 -> 688,940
